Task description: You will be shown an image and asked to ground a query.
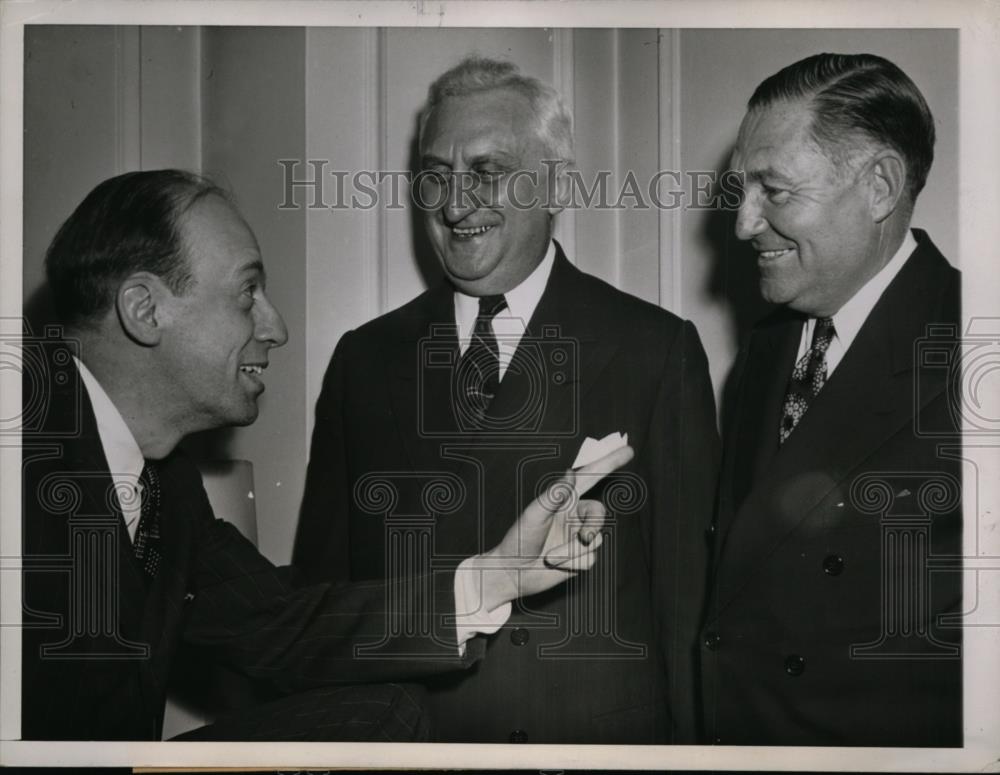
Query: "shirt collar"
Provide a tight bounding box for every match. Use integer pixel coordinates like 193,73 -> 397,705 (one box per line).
830,229 -> 918,352
454,240 -> 557,337
73,356 -> 145,483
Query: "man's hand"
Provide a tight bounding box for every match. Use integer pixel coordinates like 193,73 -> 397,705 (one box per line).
474,444 -> 634,612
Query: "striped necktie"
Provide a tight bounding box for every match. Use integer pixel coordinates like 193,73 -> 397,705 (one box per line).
457,294 -> 508,420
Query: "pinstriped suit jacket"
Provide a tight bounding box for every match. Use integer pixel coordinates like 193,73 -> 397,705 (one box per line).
295,245 -> 721,743
21,356 -> 481,740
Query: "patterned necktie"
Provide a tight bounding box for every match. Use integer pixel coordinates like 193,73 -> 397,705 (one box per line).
457,294 -> 508,418
133,460 -> 162,584
779,317 -> 836,445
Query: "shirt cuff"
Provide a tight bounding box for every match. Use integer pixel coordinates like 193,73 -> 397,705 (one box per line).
453,555 -> 512,656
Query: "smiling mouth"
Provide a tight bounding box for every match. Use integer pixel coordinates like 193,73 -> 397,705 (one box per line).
758,248 -> 794,260
451,224 -> 494,239
239,364 -> 266,376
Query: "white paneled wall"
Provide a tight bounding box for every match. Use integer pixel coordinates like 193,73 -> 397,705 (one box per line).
23,26 -> 957,564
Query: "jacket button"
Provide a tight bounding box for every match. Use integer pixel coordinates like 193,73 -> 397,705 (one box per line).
705,523 -> 717,540
823,554 -> 844,576
703,631 -> 721,651
509,729 -> 528,743
510,627 -> 530,646
784,654 -> 806,676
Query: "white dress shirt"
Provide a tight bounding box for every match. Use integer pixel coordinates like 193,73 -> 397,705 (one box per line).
74,356 -> 146,542
796,230 -> 918,374
74,356 -> 502,652
453,240 -> 557,380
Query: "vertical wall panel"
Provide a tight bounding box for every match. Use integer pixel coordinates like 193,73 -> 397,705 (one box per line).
616,28 -> 661,306
550,28 -> 576,260
201,27 -> 307,563
571,28 -> 618,286
23,25 -> 201,326
23,26 -> 125,327
138,27 -> 201,171
114,27 -> 141,173
658,28 -> 683,317
304,27 -> 382,439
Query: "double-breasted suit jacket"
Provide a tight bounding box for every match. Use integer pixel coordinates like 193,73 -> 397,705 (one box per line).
22,357 -> 481,741
295,244 -> 721,743
700,230 -> 963,746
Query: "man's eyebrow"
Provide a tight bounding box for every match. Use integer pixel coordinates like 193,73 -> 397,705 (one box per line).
421,150 -> 519,169
236,259 -> 266,281
746,167 -> 795,185
468,151 -> 517,164
420,153 -> 450,168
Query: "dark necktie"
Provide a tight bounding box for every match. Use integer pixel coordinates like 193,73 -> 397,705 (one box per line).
457,294 -> 508,419
779,317 -> 836,445
133,460 -> 162,584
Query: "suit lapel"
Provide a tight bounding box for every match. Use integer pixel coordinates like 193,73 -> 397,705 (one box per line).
485,247 -> 611,439
474,247 -> 623,473
384,246 -> 624,547
714,233 -> 957,612
57,370 -> 150,642
726,312 -> 802,516
386,283 -> 469,480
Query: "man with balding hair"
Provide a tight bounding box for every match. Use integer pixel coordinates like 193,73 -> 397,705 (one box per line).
21,169 -> 626,741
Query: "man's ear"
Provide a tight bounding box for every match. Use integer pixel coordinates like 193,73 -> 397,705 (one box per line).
545,162 -> 573,216
868,150 -> 907,223
116,273 -> 168,346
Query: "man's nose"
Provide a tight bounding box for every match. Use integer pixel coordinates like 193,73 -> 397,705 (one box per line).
255,295 -> 289,348
442,171 -> 479,223
735,192 -> 767,241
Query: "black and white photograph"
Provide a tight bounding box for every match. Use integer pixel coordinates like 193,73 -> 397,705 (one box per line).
1,0 -> 998,771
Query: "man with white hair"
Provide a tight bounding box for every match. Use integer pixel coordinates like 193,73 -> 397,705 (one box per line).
296,57 -> 720,744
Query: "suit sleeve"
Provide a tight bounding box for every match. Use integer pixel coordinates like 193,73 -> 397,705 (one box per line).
184,476 -> 484,692
647,319 -> 720,743
294,330 -> 355,583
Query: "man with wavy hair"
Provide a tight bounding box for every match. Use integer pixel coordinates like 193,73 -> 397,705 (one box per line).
701,53 -> 962,746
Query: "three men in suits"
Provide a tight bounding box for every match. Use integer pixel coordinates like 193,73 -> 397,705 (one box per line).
21,169 -> 627,741
295,57 -> 720,743
700,53 -> 962,746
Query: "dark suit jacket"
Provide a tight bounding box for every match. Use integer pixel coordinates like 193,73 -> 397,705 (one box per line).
701,229 -> 963,746
295,244 -> 720,743
21,356 -> 482,741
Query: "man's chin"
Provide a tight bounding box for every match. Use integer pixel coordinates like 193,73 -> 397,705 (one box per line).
228,401 -> 260,427
759,279 -> 795,307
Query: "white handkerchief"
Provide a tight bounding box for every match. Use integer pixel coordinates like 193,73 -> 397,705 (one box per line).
572,431 -> 629,469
